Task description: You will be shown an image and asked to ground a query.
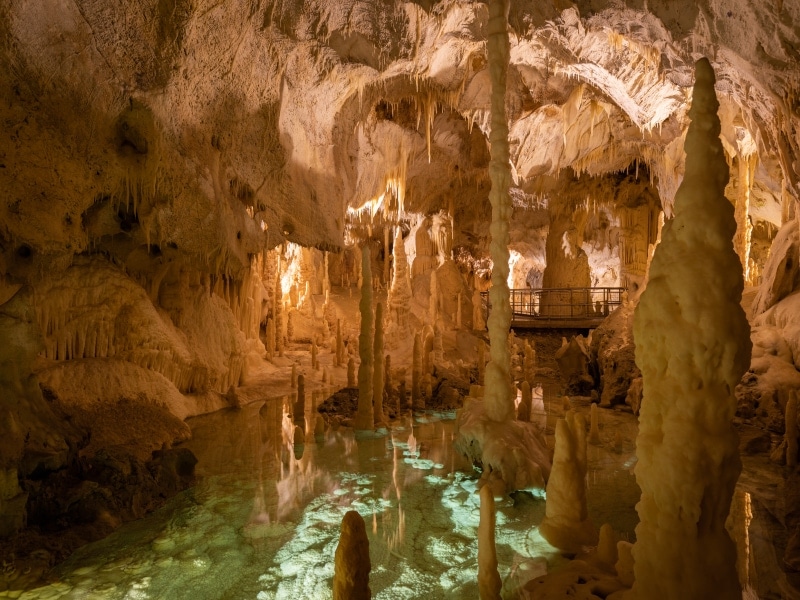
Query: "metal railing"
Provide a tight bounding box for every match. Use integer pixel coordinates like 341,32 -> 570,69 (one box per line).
481,287 -> 626,323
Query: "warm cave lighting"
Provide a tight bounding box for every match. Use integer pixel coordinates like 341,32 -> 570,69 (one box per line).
2,0 -> 797,598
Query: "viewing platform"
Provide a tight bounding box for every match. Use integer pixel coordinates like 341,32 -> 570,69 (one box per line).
481,287 -> 626,329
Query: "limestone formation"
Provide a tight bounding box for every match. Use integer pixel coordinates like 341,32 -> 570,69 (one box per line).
333,510 -> 371,600
539,410 -> 597,553
373,302 -> 385,426
631,58 -> 752,600
347,357 -> 356,388
355,247 -> 375,431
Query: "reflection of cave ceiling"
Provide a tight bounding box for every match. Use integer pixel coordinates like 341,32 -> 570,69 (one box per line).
1,0 -> 798,280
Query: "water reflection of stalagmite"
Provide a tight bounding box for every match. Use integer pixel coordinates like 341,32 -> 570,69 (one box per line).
478,484 -> 501,599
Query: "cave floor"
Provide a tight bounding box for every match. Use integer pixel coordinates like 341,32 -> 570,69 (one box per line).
2,329 -> 792,599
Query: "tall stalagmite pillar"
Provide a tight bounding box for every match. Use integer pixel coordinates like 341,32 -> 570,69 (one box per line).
355,246 -> 375,430
484,0 -> 514,423
631,58 -> 752,600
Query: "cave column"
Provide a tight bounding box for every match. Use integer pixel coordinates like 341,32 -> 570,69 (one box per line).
484,0 -> 514,423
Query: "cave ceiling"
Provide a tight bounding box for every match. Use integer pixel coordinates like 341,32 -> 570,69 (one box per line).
1,0 -> 798,282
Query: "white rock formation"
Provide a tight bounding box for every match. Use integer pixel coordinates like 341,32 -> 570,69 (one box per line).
631,58 -> 752,600
539,410 -> 597,554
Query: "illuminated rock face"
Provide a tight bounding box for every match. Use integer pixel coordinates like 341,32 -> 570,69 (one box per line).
631,58 -> 752,600
0,0 -> 799,561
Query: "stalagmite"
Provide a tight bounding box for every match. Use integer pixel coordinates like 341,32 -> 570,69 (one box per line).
478,484 -> 502,600
483,0 -> 514,424
631,58 -> 752,600
311,338 -> 319,370
333,510 -> 371,600
348,357 -> 356,388
355,246 -> 375,430
517,381 -> 531,422
322,367 -> 328,384
412,333 -> 422,409
388,227 -> 412,337
596,523 -> 618,567
539,410 -> 597,553
589,403 -> 601,444
373,302 -> 385,425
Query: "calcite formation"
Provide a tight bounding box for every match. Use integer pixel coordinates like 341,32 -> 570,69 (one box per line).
355,247 -> 375,431
631,58 -> 752,600
539,410 -> 598,554
333,510 -> 371,600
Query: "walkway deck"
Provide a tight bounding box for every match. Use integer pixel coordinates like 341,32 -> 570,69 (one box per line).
481,287 -> 626,329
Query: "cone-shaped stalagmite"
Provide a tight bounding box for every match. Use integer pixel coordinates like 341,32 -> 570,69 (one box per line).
484,0 -> 514,424
355,246 -> 375,430
333,510 -> 371,600
539,410 -> 597,553
631,58 -> 752,600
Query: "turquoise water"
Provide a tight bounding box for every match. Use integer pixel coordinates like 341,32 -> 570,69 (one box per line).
10,389 -> 642,599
